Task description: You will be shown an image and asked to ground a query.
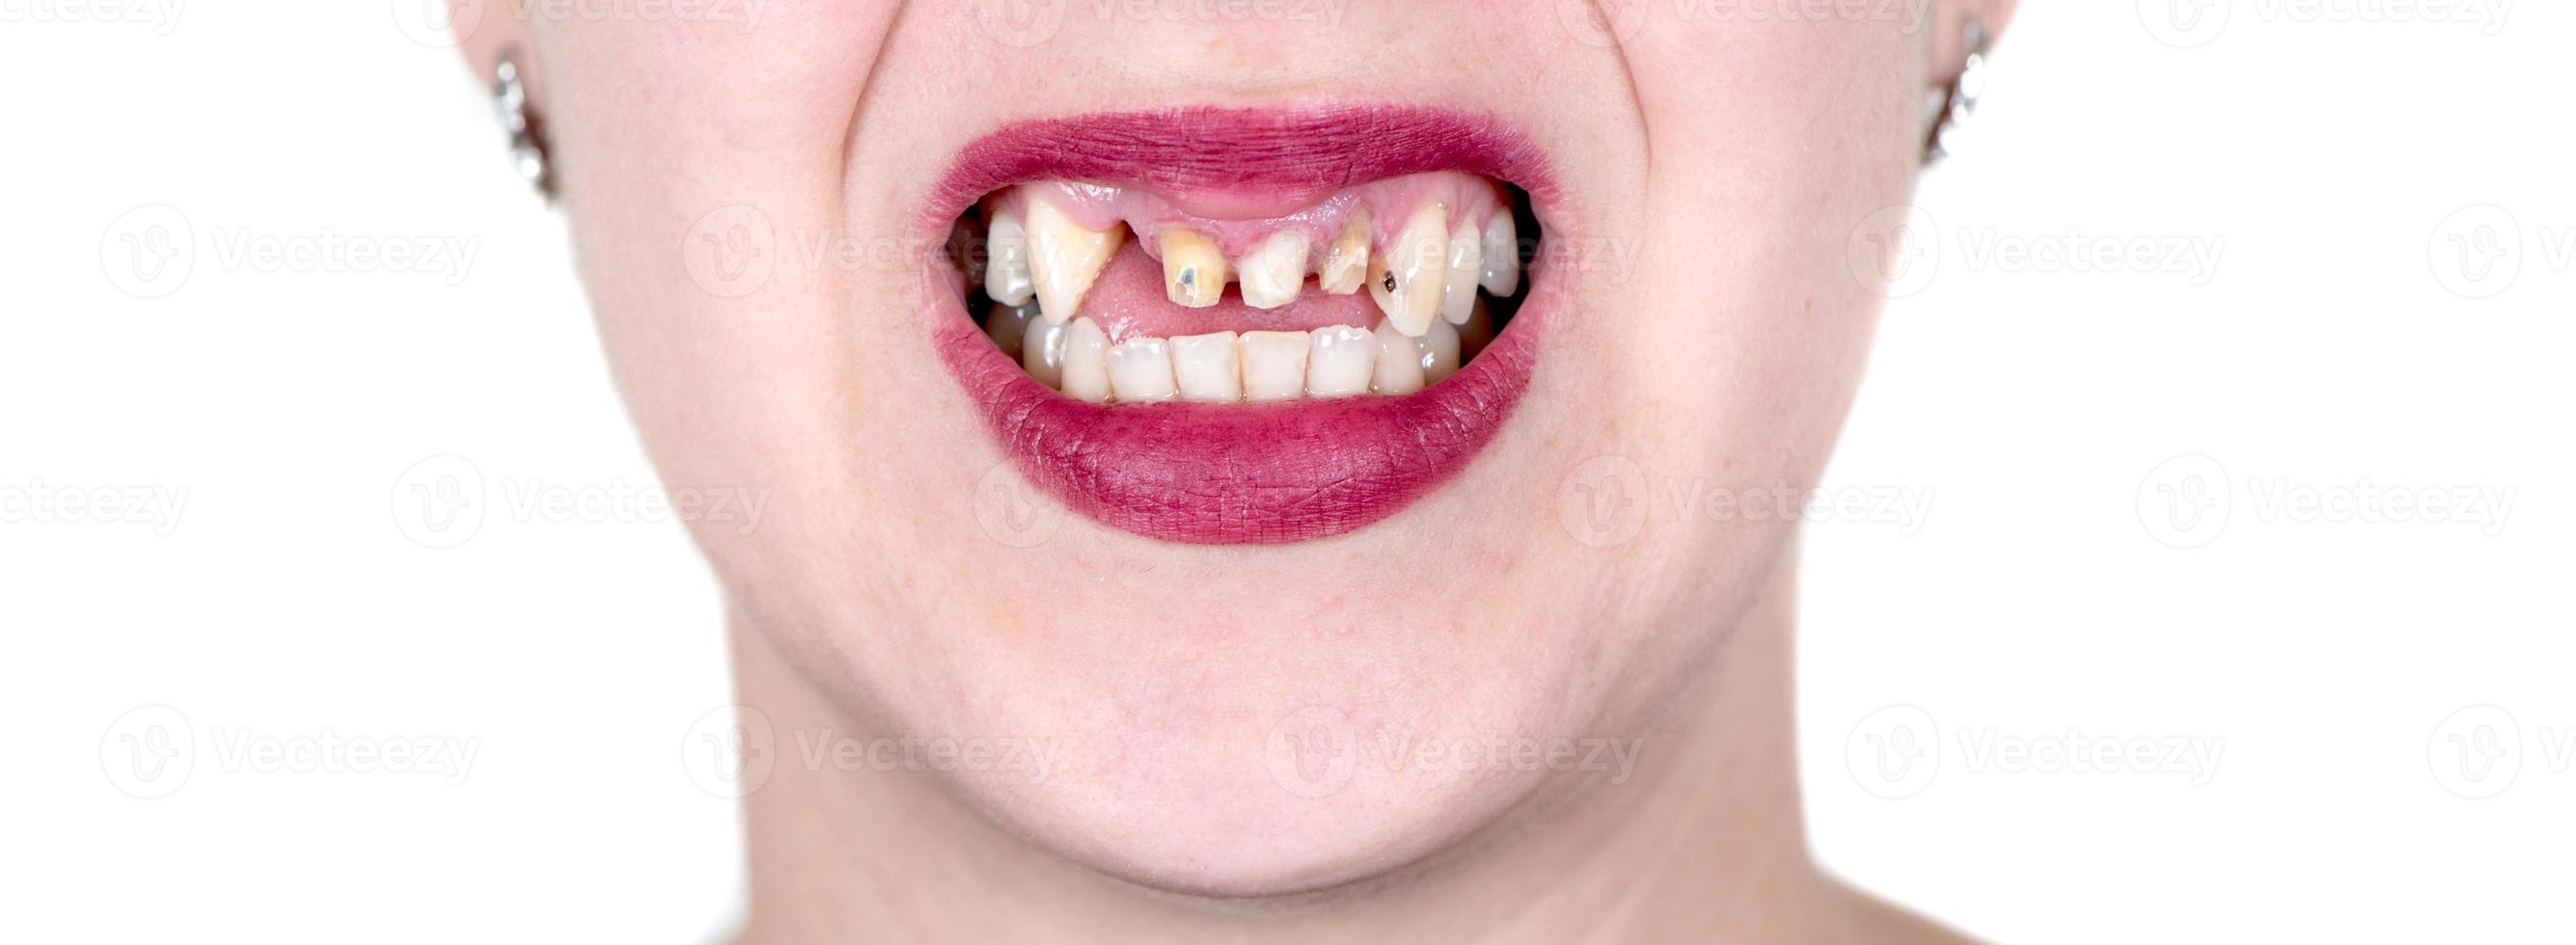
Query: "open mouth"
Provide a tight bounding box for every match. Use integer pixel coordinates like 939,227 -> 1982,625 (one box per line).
923,106 -> 1553,545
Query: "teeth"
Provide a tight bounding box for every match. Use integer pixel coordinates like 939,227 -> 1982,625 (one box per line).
984,211 -> 1036,306
1237,230 -> 1310,310
1105,336 -> 1179,403
1060,317 -> 1113,403
1418,318 -> 1462,385
1368,202 -> 1447,338
1159,228 -> 1226,309
1025,199 -> 1123,325
1171,332 -> 1244,403
1304,325 -> 1375,398
1239,331 -> 1311,403
1319,208 -> 1372,296
1369,319 -> 1426,395
1021,315 -> 1070,389
1440,226 -> 1482,326
1479,215 -> 1521,297
986,300 -> 1037,363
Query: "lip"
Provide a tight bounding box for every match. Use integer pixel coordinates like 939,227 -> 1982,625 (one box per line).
922,106 -> 1554,545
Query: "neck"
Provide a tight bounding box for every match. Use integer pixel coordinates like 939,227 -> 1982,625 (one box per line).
728,562 -> 1836,943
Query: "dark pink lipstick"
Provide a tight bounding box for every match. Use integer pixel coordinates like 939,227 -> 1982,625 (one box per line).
923,106 -> 1552,545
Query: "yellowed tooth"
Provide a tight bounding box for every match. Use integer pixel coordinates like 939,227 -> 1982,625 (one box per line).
1025,198 -> 1123,325
1318,207 -> 1372,295
1370,318 -> 1425,395
1237,230 -> 1309,310
1159,228 -> 1226,309
1061,317 -> 1112,403
1368,202 -> 1448,338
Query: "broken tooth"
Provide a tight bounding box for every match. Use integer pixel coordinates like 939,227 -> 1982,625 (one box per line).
984,211 -> 1036,306
1304,325 -> 1375,398
1060,317 -> 1112,403
1440,226 -> 1482,325
1319,207 -> 1372,295
1479,214 -> 1521,297
1105,336 -> 1179,403
1021,315 -> 1070,390
1159,228 -> 1226,309
1419,317 -> 1462,385
1239,331 -> 1311,403
1368,202 -> 1447,338
1237,230 -> 1310,310
1171,332 -> 1244,403
1025,199 -> 1123,325
1369,318 -> 1426,395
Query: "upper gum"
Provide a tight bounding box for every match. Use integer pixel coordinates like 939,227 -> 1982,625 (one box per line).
993,172 -> 1508,261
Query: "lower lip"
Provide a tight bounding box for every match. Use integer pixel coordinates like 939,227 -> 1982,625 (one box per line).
925,106 -> 1551,545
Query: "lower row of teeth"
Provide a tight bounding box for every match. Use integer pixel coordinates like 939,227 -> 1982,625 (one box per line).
986,302 -> 1494,403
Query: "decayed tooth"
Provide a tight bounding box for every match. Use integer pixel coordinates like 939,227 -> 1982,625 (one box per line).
1105,336 -> 1179,403
1025,199 -> 1123,325
985,211 -> 1036,306
1237,230 -> 1310,310
986,300 -> 1038,362
1440,227 -> 1482,325
1419,318 -> 1462,385
1370,319 -> 1425,395
1021,316 -> 1070,389
1159,228 -> 1226,309
1318,207 -> 1372,295
1304,325 -> 1375,398
1368,202 -> 1447,338
1171,332 -> 1243,403
1239,331 -> 1311,403
1060,317 -> 1112,403
1479,215 -> 1521,297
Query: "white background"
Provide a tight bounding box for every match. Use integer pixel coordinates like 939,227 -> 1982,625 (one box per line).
4,2 -> 2569,942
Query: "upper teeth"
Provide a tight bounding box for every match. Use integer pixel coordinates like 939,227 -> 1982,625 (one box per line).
1368,202 -> 1449,338
1024,199 -> 1124,325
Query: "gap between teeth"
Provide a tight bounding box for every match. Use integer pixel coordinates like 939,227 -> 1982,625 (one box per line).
988,304 -> 1482,403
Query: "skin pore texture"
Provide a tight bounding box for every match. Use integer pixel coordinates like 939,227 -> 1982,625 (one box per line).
451,1 -> 2014,940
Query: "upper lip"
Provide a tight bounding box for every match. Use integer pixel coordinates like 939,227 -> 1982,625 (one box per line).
927,105 -> 1554,545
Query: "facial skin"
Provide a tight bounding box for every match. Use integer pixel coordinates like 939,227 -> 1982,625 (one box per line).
452,1 -> 2012,938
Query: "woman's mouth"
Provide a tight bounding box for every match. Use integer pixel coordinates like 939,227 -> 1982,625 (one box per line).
922,106 -> 1553,545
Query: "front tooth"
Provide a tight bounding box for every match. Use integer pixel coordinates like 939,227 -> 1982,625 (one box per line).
1159,229 -> 1226,309
1171,332 -> 1243,403
1418,318 -> 1462,385
1368,202 -> 1447,338
1060,317 -> 1112,403
1025,199 -> 1123,325
986,300 -> 1037,362
1478,215 -> 1521,297
1237,230 -> 1309,310
985,211 -> 1036,306
1021,316 -> 1070,389
1370,319 -> 1426,395
1304,325 -> 1375,398
1105,336 -> 1179,403
1239,331 -> 1311,403
1440,227 -> 1482,325
1318,208 -> 1372,295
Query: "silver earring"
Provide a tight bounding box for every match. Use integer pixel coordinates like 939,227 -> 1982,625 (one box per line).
494,49 -> 554,198
1921,17 -> 1989,167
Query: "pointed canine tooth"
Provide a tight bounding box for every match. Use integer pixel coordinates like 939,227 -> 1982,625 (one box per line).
1440,227 -> 1482,325
1105,336 -> 1179,403
1319,208 -> 1372,295
1021,316 -> 1069,389
1419,318 -> 1462,385
1239,331 -> 1311,403
1170,332 -> 1243,403
1368,202 -> 1447,338
1025,199 -> 1122,325
1158,228 -> 1226,309
1370,319 -> 1426,395
1237,230 -> 1310,310
986,300 -> 1037,362
1479,215 -> 1521,297
984,211 -> 1036,306
1305,325 -> 1375,398
1060,317 -> 1112,403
